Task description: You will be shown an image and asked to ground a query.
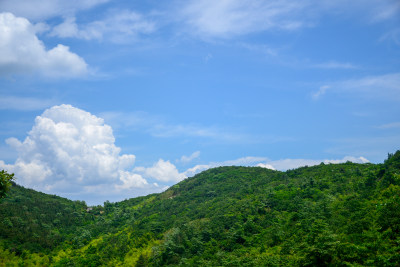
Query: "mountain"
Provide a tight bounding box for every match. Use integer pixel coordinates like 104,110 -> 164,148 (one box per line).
1,151 -> 400,266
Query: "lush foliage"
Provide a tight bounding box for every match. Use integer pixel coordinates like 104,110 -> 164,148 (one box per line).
0,170 -> 14,200
1,151 -> 400,266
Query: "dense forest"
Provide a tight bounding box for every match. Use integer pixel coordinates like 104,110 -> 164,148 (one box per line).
0,151 -> 399,266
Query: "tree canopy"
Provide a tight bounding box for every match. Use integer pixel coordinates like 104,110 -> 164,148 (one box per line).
0,150 -> 399,266
0,170 -> 14,200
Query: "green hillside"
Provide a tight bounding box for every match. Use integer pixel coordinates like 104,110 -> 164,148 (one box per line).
1,151 -> 399,266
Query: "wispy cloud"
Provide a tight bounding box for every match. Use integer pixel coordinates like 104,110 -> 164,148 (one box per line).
149,123 -> 247,143
376,122 -> 400,129
379,28 -> 400,46
339,73 -> 400,101
179,0 -> 308,39
50,10 -> 156,43
0,0 -> 109,21
100,111 -> 256,144
369,1 -> 400,22
178,151 -> 200,164
177,0 -> 400,40
312,85 -> 330,100
312,73 -> 400,101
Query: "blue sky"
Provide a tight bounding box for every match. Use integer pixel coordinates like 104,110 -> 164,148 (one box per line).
0,0 -> 399,205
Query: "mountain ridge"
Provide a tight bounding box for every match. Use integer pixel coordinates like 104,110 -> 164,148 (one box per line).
1,151 -> 399,266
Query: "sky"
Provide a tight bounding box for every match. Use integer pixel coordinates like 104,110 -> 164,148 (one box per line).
0,0 -> 399,205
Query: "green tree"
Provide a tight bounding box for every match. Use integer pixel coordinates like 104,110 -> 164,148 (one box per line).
0,170 -> 14,199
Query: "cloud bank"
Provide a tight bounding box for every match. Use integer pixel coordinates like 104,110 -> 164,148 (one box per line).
0,105 -> 148,197
0,104 -> 371,204
0,12 -> 88,78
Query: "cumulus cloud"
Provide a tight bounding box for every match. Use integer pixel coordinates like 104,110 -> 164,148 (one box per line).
0,104 -> 373,204
0,104 -> 148,196
0,12 -> 88,78
50,11 -> 156,42
0,0 -> 109,21
136,159 -> 187,183
256,163 -> 276,170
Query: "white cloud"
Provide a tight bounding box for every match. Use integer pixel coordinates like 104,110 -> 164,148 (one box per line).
0,12 -> 88,78
116,171 -> 148,190
256,163 -> 276,170
0,0 -> 109,21
50,11 -> 156,42
0,104 -> 148,195
179,151 -> 200,163
137,159 -> 187,183
0,104 -> 374,204
135,156 -> 271,182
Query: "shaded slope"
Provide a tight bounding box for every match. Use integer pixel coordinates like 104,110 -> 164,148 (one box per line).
0,183 -> 91,253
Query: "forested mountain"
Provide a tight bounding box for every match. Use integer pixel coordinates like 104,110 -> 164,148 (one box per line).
1,151 -> 399,266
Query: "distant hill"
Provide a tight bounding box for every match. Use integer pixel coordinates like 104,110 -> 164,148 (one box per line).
1,151 -> 399,266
